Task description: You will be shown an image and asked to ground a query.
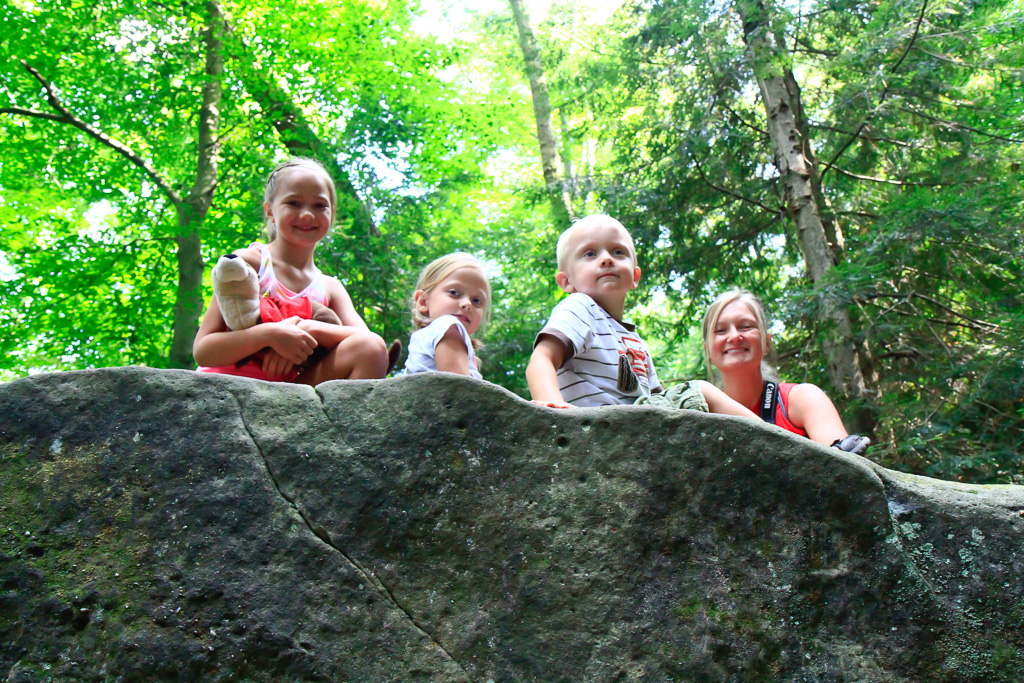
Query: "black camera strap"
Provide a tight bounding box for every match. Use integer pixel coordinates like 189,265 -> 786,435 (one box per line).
759,380 -> 779,424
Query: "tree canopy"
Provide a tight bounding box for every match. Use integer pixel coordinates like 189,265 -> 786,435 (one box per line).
2,0 -> 1021,483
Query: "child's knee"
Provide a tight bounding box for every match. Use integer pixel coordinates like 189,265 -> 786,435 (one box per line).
348,331 -> 389,367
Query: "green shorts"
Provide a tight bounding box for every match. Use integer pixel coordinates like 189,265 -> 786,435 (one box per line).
634,380 -> 709,412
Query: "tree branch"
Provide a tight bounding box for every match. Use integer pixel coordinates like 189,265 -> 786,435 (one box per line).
898,106 -> 1023,143
820,0 -> 929,181
912,47 -> 1021,73
891,0 -> 929,73
15,60 -> 183,205
715,102 -> 769,137
833,166 -> 943,186
835,209 -> 881,219
810,122 -> 913,148
689,151 -> 782,217
855,292 -> 1000,332
875,349 -> 922,361
792,38 -> 839,59
0,106 -> 65,122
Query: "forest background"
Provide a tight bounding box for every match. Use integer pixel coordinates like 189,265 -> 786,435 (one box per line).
1,0 -> 1021,484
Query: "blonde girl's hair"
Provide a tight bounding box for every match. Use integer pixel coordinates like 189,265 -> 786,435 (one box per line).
701,288 -> 778,384
411,252 -> 491,348
262,157 -> 337,241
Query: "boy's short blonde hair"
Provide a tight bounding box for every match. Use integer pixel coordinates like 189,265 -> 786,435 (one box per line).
411,252 -> 492,332
556,214 -> 637,272
263,157 -> 337,240
701,288 -> 778,383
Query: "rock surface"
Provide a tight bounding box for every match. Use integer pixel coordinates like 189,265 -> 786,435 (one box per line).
1,367 -> 1023,681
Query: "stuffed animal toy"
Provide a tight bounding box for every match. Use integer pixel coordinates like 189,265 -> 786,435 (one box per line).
212,254 -> 341,330
211,254 -> 402,373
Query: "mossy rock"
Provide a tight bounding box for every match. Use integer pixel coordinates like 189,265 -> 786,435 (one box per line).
1,368 -> 1022,681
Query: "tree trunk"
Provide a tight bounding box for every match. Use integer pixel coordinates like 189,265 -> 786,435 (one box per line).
168,0 -> 225,368
508,0 -> 573,228
782,67 -> 844,260
559,107 -> 577,208
736,0 -> 875,434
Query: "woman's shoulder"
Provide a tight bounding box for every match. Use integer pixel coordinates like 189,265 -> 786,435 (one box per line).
785,382 -> 833,407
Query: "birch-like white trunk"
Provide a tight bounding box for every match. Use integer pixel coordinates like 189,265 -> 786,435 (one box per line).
508,0 -> 573,227
737,0 -> 874,433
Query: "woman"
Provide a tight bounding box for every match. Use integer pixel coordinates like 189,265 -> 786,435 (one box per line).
701,289 -> 870,454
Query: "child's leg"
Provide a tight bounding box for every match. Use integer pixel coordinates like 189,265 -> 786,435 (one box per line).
296,331 -> 389,385
696,380 -> 758,418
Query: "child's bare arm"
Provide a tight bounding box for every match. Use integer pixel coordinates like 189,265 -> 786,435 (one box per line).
295,319 -> 363,349
325,279 -> 369,331
434,326 -> 473,375
695,380 -> 757,418
193,296 -> 316,367
527,336 -> 572,408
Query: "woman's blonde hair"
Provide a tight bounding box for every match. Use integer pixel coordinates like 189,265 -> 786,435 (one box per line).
701,288 -> 777,383
263,157 -> 337,240
411,253 -> 491,346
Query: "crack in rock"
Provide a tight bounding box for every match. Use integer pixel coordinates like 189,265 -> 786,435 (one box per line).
233,395 -> 469,681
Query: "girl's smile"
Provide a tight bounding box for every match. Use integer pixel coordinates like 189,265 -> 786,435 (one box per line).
264,168 -> 334,246
415,266 -> 490,336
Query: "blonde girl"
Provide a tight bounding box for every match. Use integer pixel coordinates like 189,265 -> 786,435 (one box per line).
702,289 -> 869,453
400,253 -> 491,377
194,157 -> 389,385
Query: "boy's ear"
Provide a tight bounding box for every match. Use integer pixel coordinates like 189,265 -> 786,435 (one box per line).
632,266 -> 642,288
264,202 -> 273,219
414,290 -> 429,315
555,271 -> 575,294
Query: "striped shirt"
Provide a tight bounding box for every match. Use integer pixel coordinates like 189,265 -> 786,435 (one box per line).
536,293 -> 660,407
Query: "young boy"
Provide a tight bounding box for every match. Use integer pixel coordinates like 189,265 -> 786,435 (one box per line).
526,214 -> 757,417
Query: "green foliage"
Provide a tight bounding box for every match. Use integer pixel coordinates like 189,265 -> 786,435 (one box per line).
608,0 -> 1023,480
2,0 -> 1021,483
0,0 -> 497,373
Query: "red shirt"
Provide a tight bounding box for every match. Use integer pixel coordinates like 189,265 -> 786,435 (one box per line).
196,295 -> 315,382
773,382 -> 808,437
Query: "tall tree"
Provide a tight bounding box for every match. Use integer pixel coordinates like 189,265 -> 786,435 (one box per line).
734,0 -> 874,432
508,0 -> 574,227
605,0 -> 1022,478
2,0 -> 227,369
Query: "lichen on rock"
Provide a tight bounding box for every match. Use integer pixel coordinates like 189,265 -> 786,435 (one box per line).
1,368 -> 1022,681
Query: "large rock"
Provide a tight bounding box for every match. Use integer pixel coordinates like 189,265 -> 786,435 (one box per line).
1,368 -> 1022,681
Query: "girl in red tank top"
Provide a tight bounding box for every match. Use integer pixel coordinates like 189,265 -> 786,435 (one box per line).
193,157 -> 389,385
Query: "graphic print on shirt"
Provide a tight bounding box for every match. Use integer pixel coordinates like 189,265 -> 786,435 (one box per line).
621,337 -> 650,390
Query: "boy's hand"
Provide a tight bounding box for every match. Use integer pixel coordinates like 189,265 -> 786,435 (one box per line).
530,399 -> 573,409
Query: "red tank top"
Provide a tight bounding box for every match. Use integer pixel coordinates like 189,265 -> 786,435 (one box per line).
773,382 -> 808,437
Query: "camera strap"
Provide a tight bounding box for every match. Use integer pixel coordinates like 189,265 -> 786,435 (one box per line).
759,380 -> 779,424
